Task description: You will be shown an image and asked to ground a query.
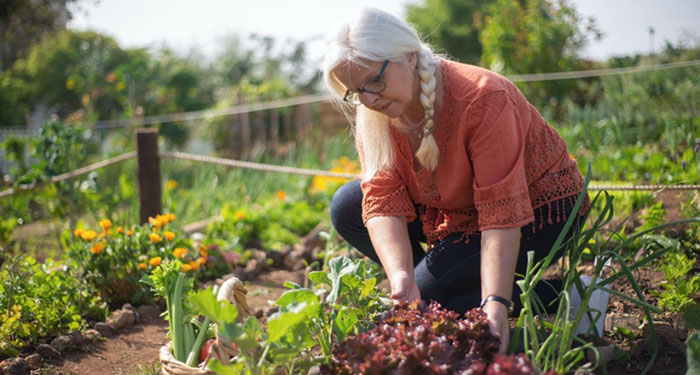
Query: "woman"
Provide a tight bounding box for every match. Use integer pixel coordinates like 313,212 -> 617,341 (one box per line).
323,8 -> 589,353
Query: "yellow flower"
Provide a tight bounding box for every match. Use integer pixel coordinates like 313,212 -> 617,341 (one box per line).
116,226 -> 124,234
163,231 -> 175,241
276,190 -> 287,201
149,216 -> 164,230
198,256 -> 207,265
90,243 -> 105,254
149,233 -> 162,243
149,257 -> 162,267
181,264 -> 192,272
74,228 -> 84,237
189,261 -> 200,271
126,230 -> 133,236
80,230 -> 97,241
166,213 -> 175,222
138,263 -> 147,270
99,219 -> 112,232
173,247 -> 188,259
234,211 -> 245,221
165,180 -> 178,191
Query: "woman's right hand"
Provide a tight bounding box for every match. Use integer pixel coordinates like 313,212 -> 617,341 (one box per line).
389,271 -> 421,303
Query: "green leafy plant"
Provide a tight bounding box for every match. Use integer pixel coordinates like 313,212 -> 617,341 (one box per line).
511,166 -> 700,375
654,251 -> 700,313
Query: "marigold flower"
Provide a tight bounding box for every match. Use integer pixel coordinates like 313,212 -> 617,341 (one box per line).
163,231 -> 175,241
126,230 -> 133,236
80,230 -> 97,241
99,219 -> 112,232
166,213 -> 175,222
149,216 -> 164,230
74,228 -> 84,237
276,190 -> 287,201
234,211 -> 245,221
189,261 -> 200,271
181,264 -> 192,272
90,243 -> 105,254
149,257 -> 162,267
138,263 -> 147,270
149,233 -> 162,243
197,256 -> 207,265
173,247 -> 188,259
116,226 -> 124,234
165,180 -> 178,191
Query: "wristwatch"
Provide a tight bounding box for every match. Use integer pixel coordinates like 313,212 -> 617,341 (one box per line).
480,295 -> 514,316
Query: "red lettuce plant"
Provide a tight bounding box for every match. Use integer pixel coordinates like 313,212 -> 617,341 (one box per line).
325,300 -> 536,375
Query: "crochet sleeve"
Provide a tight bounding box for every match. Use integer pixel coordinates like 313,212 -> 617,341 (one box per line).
356,135 -> 416,225
465,90 -> 534,230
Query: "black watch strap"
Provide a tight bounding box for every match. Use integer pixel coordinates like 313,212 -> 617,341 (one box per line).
480,295 -> 514,315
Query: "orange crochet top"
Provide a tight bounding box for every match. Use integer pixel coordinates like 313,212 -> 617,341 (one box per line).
358,59 -> 589,247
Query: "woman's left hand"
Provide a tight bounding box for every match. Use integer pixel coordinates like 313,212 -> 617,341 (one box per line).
482,301 -> 510,355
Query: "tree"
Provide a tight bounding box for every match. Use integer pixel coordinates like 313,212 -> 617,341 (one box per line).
0,0 -> 84,70
479,0 -> 602,118
406,0 -> 496,64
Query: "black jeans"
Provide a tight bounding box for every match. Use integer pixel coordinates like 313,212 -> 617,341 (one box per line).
330,179 -> 583,315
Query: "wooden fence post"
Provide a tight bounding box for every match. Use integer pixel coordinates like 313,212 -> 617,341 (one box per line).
136,129 -> 161,224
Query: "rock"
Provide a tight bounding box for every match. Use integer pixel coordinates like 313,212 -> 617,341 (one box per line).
69,331 -> 85,346
604,313 -> 642,332
107,309 -> 136,331
244,259 -> 261,277
50,335 -> 72,351
36,344 -> 60,359
307,365 -> 321,375
24,354 -> 41,370
0,357 -> 29,375
300,223 -> 326,250
94,322 -> 115,337
586,344 -> 615,364
637,322 -> 686,356
83,329 -> 102,341
122,303 -> 140,322
266,250 -> 284,268
136,304 -> 161,321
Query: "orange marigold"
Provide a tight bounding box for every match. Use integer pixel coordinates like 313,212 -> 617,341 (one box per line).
138,263 -> 147,270
276,190 -> 287,201
163,231 -> 175,241
73,228 -> 84,237
90,243 -> 105,254
234,211 -> 245,221
126,230 -> 133,236
149,233 -> 162,243
198,256 -> 207,265
188,261 -> 200,271
116,226 -> 124,234
173,247 -> 188,259
80,230 -> 97,241
99,219 -> 112,232
149,257 -> 162,267
181,264 -> 192,272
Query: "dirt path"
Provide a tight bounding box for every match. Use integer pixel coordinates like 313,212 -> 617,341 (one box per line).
36,270 -> 304,375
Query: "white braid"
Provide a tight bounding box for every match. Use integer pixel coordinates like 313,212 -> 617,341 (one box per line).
415,48 -> 440,170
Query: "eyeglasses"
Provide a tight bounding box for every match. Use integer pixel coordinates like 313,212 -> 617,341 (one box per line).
343,60 -> 389,105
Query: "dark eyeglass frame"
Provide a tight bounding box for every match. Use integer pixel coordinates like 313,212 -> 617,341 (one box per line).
343,60 -> 390,105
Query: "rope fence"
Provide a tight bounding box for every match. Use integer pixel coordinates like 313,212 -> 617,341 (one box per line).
0,152 -> 136,198
3,146 -> 698,202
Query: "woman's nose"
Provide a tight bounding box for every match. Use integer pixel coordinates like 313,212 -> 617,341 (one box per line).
361,91 -> 380,105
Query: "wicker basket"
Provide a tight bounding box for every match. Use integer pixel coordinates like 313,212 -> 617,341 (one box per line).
159,276 -> 251,375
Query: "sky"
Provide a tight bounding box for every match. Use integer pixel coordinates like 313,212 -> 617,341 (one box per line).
67,0 -> 700,64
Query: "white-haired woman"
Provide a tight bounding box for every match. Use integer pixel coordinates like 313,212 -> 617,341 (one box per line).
324,8 -> 589,354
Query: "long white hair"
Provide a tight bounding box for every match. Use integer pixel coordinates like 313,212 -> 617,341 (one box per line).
322,7 -> 441,179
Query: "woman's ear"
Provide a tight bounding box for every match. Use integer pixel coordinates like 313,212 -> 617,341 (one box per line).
409,52 -> 418,69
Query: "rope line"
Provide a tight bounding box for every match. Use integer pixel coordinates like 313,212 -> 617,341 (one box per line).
0,152 -> 136,198
159,151 -> 360,179
161,151 -> 700,191
2,59 -> 698,130
2,150 -> 699,200
508,59 -> 700,82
